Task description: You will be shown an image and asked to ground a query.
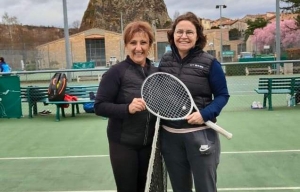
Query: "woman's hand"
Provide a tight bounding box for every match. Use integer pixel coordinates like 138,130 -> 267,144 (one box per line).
128,98 -> 146,114
186,112 -> 204,125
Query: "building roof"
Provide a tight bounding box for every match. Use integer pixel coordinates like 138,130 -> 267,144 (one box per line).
36,28 -> 121,47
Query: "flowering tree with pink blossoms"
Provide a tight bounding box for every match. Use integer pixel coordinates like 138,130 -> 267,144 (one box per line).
253,20 -> 300,52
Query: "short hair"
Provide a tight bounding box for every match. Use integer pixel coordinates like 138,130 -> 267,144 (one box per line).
0,57 -> 4,62
167,12 -> 207,49
123,21 -> 155,46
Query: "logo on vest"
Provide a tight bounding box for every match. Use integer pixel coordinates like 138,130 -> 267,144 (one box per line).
189,64 -> 204,68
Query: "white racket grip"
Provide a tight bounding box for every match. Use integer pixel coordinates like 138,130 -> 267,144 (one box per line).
205,120 -> 233,140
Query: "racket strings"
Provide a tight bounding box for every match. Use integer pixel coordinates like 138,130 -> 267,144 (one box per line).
142,74 -> 192,119
145,118 -> 167,192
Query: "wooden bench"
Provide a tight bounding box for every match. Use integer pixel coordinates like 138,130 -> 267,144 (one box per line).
21,85 -> 98,121
245,66 -> 283,76
76,74 -> 102,82
293,66 -> 300,73
269,66 -> 284,75
254,77 -> 300,110
245,67 -> 271,76
21,86 -> 48,118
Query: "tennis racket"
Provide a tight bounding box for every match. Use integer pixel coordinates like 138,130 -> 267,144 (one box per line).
141,72 -> 232,140
144,116 -> 167,192
144,116 -> 160,192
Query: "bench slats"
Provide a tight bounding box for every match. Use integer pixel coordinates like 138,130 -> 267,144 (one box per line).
21,85 -> 98,121
254,77 -> 300,110
245,66 -> 284,76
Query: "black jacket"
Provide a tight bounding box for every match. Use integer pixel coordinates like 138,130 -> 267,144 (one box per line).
159,47 -> 216,128
94,56 -> 158,146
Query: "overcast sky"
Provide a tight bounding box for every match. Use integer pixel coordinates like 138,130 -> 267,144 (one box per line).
0,0 -> 286,28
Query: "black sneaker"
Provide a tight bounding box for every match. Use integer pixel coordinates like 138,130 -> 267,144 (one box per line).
39,110 -> 47,114
39,109 -> 51,115
89,92 -> 96,100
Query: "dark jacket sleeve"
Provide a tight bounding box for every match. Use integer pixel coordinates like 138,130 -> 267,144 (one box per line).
94,65 -> 130,119
200,59 -> 230,121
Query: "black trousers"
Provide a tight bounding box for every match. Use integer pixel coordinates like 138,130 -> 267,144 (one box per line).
109,140 -> 152,192
161,128 -> 220,192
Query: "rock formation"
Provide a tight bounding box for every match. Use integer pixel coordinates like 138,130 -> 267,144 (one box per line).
80,0 -> 172,32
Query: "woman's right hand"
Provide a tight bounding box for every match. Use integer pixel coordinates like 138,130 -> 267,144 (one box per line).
128,98 -> 146,114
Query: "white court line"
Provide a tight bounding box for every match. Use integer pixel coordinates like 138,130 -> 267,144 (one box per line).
0,155 -> 109,160
1,151 -> 300,192
218,187 -> 300,191
222,149 -> 300,154
29,187 -> 300,191
1,149 -> 300,160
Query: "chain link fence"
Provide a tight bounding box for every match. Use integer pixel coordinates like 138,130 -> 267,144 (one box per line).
0,48 -> 38,71
1,68 -> 107,118
223,60 -> 300,111
1,60 -> 300,119
0,43 -> 88,72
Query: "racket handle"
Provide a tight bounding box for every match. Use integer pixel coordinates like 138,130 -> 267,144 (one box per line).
205,120 -> 233,140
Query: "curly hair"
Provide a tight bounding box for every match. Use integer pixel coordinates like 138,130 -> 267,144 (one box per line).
167,12 -> 207,49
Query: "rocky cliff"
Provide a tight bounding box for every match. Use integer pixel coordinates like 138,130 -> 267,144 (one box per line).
80,0 -> 172,32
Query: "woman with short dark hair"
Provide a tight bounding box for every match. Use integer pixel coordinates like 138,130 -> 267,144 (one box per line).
159,12 -> 230,192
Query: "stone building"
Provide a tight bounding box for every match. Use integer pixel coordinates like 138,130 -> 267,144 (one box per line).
36,28 -> 123,69
36,27 -> 170,69
36,26 -> 245,69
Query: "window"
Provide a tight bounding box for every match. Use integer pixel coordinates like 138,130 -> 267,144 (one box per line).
85,39 -> 106,66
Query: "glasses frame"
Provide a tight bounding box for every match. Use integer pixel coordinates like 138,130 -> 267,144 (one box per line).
174,30 -> 196,38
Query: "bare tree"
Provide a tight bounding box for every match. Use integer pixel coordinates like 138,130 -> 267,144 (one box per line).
173,11 -> 180,21
71,20 -> 81,29
70,20 -> 81,33
2,12 -> 19,43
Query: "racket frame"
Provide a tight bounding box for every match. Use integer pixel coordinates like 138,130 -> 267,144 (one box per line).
144,116 -> 161,192
142,72 -> 233,140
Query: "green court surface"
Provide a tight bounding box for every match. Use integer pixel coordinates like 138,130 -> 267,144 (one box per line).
0,106 -> 300,191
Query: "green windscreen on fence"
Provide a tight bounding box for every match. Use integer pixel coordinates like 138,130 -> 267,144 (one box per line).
72,61 -> 95,69
0,75 -> 22,118
238,55 -> 287,62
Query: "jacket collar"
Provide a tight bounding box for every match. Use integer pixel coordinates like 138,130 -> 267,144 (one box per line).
171,45 -> 202,64
125,55 -> 151,67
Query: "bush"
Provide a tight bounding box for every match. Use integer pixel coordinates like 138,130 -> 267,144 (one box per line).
25,64 -> 36,71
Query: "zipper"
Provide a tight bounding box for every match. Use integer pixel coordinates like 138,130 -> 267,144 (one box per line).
141,67 -> 151,145
143,115 -> 150,145
178,62 -> 184,77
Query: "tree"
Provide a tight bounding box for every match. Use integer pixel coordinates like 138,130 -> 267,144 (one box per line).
71,20 -> 81,29
253,20 -> 300,52
1,12 -> 19,43
281,0 -> 300,12
244,17 -> 268,41
211,26 -> 219,29
173,11 -> 180,21
281,0 -> 300,27
71,20 -> 81,33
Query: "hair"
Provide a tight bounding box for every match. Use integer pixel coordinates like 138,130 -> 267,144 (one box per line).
0,57 -> 4,62
123,21 -> 155,46
167,12 -> 207,49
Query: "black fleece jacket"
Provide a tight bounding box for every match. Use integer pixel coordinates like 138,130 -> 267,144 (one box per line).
94,56 -> 158,147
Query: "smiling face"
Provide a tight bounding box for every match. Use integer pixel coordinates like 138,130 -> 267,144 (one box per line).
125,32 -> 151,67
174,20 -> 198,58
